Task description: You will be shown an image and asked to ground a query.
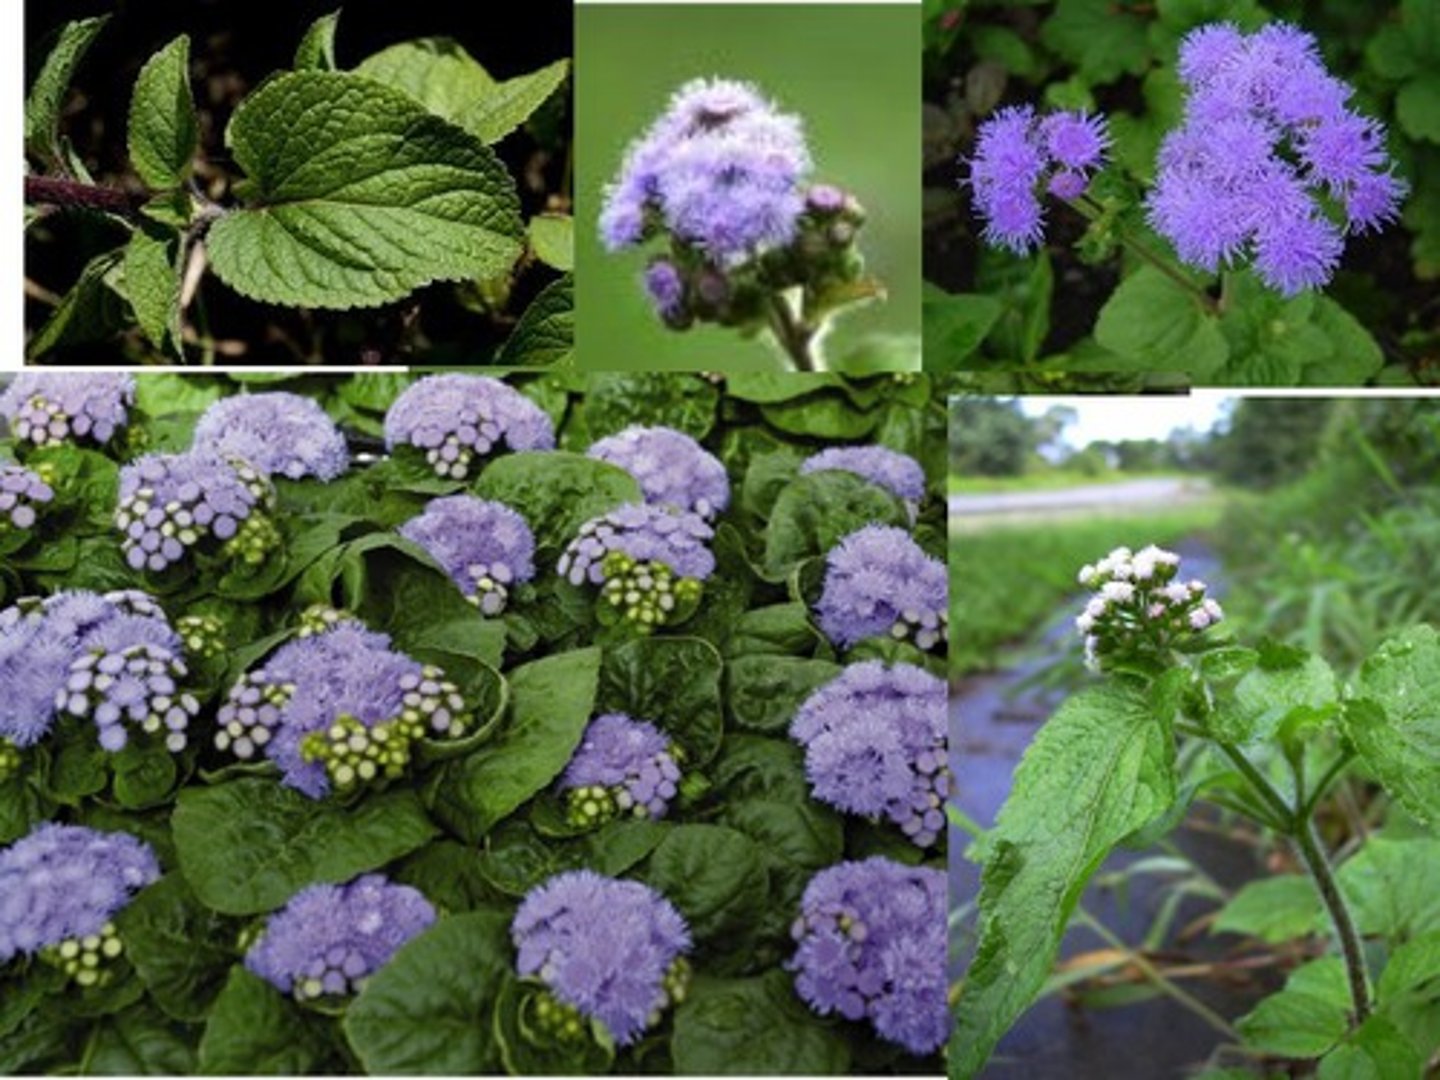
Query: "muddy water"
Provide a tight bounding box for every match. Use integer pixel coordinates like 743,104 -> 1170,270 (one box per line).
950,540 -> 1278,1079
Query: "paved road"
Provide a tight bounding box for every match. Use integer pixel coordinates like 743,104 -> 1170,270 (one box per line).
949,476 -> 1213,520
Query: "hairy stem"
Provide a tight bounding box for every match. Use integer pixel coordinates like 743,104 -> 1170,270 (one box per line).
1069,195 -> 1219,316
1213,741 -> 1293,825
1294,820 -> 1372,1026
25,175 -> 144,218
766,292 -> 819,372
1300,749 -> 1356,821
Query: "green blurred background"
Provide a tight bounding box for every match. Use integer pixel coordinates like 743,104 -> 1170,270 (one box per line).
576,4 -> 920,372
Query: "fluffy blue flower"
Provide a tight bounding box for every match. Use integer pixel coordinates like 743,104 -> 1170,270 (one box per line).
245,874 -> 435,1000
790,662 -> 948,847
512,870 -> 692,1047
115,451 -> 275,573
815,526 -> 948,652
559,713 -> 682,822
790,857 -> 946,1056
800,446 -> 925,517
0,373 -> 134,447
193,392 -> 349,481
384,375 -> 555,480
643,260 -> 686,321
0,463 -> 54,532
0,823 -> 159,963
558,503 -> 716,586
398,495 -> 536,615
587,426 -> 730,519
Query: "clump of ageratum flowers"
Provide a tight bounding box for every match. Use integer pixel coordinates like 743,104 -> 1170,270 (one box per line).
398,496 -> 536,615
791,857 -> 947,1056
1075,545 -> 1224,672
0,373 -> 134,448
1149,23 -> 1407,295
245,874 -> 435,1002
0,590 -> 198,755
384,374 -> 555,481
115,451 -> 277,574
800,445 -> 926,521
790,662 -> 947,848
557,504 -> 715,631
214,622 -> 471,798
0,463 -> 55,534
966,106 -> 1110,253
586,426 -> 730,520
192,391 -> 349,481
558,713 -> 683,828
512,870 -> 692,1047
0,823 -> 159,988
816,525 -> 948,652
601,78 -> 874,371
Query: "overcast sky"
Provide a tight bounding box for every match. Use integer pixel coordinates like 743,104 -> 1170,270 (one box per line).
1019,393 -> 1232,449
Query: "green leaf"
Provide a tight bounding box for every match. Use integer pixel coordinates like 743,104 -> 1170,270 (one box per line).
493,976 -> 615,1075
952,682 -> 1177,1079
597,637 -> 725,765
921,284 -> 1003,369
294,10 -> 340,71
25,16 -> 110,166
172,780 -> 437,914
472,451 -> 639,555
344,910 -> 512,1074
672,970 -> 852,1075
1397,75 -> 1440,143
1236,957 -> 1349,1057
497,274 -> 573,367
1317,1014 -> 1425,1080
26,250 -> 128,361
198,968 -> 332,1074
724,656 -> 842,733
127,35 -> 198,189
1375,930 -> 1440,1056
1367,24 -> 1418,80
115,875 -> 239,1023
1212,875 -> 1323,944
112,741 -> 179,808
528,214 -> 574,272
1040,0 -> 1151,85
1094,267 -> 1227,378
85,1004 -> 198,1075
1346,625 -> 1440,824
581,373 -> 720,440
1336,835 -> 1440,943
725,602 -> 822,658
123,221 -> 183,356
431,648 -> 600,842
645,824 -> 770,950
1211,649 -> 1337,745
762,470 -> 909,580
207,71 -> 524,310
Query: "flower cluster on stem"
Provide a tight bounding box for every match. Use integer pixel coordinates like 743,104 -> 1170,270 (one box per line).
1075,544 -> 1223,671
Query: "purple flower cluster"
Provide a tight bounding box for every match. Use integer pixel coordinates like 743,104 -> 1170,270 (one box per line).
215,622 -> 469,798
0,373 -> 134,447
0,823 -> 159,964
245,874 -> 435,1000
1149,22 -> 1406,295
587,426 -> 731,519
384,375 -> 555,480
601,78 -> 812,264
115,451 -> 274,573
816,525 -> 948,652
193,392 -> 349,481
512,870 -> 692,1046
790,857 -> 947,1056
0,589 -> 196,753
398,495 -> 536,615
800,446 -> 925,518
790,662 -> 948,848
559,504 -> 716,586
0,463 -> 54,532
967,106 -> 1110,254
559,713 -> 682,824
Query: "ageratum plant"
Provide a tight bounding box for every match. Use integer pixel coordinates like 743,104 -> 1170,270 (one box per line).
952,544 -> 1440,1079
23,11 -> 572,365
0,369 -> 947,1075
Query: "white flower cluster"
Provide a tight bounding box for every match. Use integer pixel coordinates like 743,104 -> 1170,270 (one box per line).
1075,545 -> 1223,670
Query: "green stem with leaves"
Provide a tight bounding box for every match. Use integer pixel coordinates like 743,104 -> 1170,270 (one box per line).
1068,195 -> 1219,317
765,292 -> 819,372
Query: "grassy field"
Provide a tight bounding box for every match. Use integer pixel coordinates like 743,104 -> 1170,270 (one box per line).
950,503 -> 1224,677
947,470 -> 1187,495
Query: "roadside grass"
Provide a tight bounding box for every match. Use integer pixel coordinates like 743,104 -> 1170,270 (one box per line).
947,470 -> 1190,495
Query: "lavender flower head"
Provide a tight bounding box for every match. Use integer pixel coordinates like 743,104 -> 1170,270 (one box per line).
1075,544 -> 1223,671
0,463 -> 55,532
215,622 -> 471,798
0,823 -> 159,967
800,446 -> 925,519
0,373 -> 135,447
587,426 -> 731,519
115,451 -> 276,573
790,662 -> 947,847
193,392 -> 349,481
601,77 -> 811,264
559,713 -> 683,825
790,857 -> 947,1056
245,874 -> 435,1001
398,495 -> 536,615
512,870 -> 692,1046
967,106 -> 1110,254
644,260 -> 687,324
816,525 -> 948,652
1148,22 -> 1407,295
384,375 -> 555,481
